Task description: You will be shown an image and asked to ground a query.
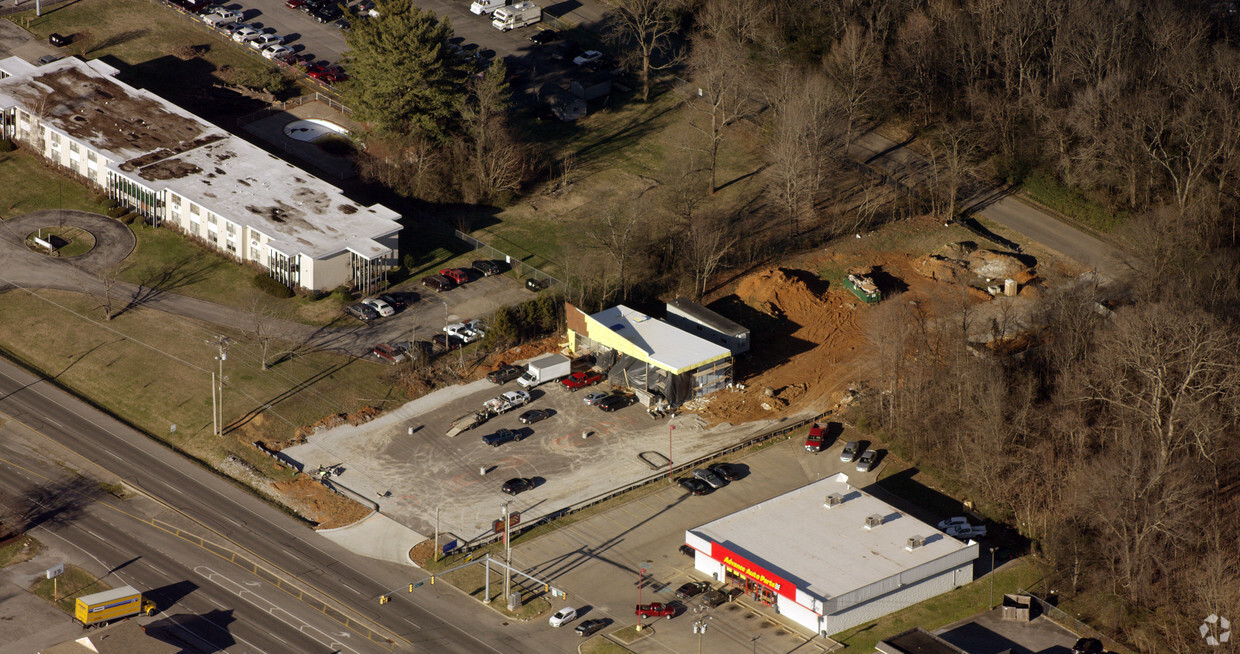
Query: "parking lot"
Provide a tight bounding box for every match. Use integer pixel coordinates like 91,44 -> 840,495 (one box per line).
282,373 -> 791,545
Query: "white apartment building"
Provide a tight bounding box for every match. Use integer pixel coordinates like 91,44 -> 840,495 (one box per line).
0,56 -> 400,293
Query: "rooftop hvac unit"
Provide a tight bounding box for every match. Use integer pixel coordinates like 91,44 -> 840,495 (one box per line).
905,535 -> 925,550
864,514 -> 884,529
824,493 -> 844,508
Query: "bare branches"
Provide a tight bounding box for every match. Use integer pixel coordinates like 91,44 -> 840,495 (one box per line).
603,0 -> 686,103
684,33 -> 755,192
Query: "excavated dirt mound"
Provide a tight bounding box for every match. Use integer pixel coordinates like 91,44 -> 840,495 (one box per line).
967,250 -> 1028,279
272,474 -> 371,529
914,254 -> 970,282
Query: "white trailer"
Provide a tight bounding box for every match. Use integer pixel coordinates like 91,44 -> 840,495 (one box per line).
492,1 -> 541,31
470,0 -> 508,14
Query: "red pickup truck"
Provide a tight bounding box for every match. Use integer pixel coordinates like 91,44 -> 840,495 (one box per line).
561,371 -> 603,391
634,602 -> 675,619
804,422 -> 825,452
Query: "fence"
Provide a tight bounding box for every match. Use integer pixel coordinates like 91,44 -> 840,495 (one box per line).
453,229 -> 565,291
1017,587 -> 1133,654
455,404 -> 840,553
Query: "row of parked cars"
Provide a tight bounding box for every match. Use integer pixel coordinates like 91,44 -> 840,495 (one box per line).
421,259 -> 506,292
345,291 -> 415,323
804,422 -> 880,472
676,461 -> 741,495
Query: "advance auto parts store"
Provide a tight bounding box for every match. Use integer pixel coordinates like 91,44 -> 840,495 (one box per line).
684,474 -> 979,637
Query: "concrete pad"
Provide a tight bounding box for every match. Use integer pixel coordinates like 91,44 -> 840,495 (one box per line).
316,513 -> 425,567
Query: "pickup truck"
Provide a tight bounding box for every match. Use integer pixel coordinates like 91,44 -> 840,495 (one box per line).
634,602 -> 676,619
483,390 -> 531,414
804,422 -> 825,452
560,371 -> 603,391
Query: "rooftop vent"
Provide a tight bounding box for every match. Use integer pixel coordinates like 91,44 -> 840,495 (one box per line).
906,535 -> 925,551
824,493 -> 844,508
864,514 -> 884,529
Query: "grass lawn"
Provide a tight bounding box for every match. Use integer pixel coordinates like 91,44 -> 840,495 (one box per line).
26,226 -> 96,258
830,559 -> 1044,652
580,636 -> 634,654
30,565 -> 109,614
436,558 -> 551,620
119,224 -> 350,325
0,150 -> 109,220
0,289 -> 402,481
0,535 -> 43,568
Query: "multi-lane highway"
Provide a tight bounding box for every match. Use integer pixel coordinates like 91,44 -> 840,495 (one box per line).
0,354 -> 567,653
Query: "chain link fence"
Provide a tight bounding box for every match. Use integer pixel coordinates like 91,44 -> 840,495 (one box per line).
453,230 -> 564,291
1016,586 -> 1133,654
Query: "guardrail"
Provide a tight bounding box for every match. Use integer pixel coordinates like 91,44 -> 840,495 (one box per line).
455,406 -> 839,553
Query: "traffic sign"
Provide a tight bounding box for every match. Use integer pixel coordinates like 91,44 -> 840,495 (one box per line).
442,539 -> 458,554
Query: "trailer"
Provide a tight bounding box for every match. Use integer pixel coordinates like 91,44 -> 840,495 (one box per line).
470,0 -> 508,14
483,390 -> 532,414
843,273 -> 882,303
75,586 -> 156,628
492,1 -> 540,30
445,409 -> 492,438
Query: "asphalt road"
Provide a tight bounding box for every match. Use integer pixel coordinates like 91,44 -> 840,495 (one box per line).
0,354 -> 575,653
0,425 -> 357,653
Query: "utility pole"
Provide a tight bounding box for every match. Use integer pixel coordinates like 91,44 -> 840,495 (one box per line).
208,336 -> 231,437
989,547 -> 995,609
668,424 -> 675,482
434,507 -> 440,563
503,500 -> 513,604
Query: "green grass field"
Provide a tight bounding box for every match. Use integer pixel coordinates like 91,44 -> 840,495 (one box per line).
0,150 -> 109,220
0,289 -> 401,479
0,535 -> 42,569
30,565 -> 109,614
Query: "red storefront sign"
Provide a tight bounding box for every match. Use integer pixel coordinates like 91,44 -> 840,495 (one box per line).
710,542 -> 796,600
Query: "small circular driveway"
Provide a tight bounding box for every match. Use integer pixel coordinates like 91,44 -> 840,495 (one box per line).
2,210 -> 135,276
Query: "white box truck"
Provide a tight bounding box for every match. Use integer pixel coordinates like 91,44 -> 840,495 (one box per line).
492,1 -> 541,31
470,0 -> 508,14
517,354 -> 571,388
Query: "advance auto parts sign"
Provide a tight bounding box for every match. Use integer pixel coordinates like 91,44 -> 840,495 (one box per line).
711,542 -> 796,600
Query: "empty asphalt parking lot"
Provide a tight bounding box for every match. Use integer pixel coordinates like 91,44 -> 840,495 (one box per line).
284,376 -> 790,545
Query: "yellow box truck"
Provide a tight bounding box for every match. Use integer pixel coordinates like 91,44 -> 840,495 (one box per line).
74,585 -> 156,627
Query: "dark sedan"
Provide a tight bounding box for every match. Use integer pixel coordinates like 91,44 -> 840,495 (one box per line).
501,477 -> 534,495
708,462 -> 739,481
678,477 -> 710,495
344,303 -> 378,322
597,394 -> 632,412
574,618 -> 608,636
518,409 -> 551,424
675,581 -> 711,599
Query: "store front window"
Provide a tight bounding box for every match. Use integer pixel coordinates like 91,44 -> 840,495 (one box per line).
725,568 -> 778,606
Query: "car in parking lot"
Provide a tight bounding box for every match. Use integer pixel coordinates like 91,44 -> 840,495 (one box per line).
945,523 -> 987,540
248,34 -> 284,50
344,303 -> 378,322
549,606 -> 577,628
439,268 -> 470,285
231,26 -> 263,43
700,588 -> 740,608
501,477 -> 534,495
529,29 -> 558,44
222,22 -> 253,36
708,462 -> 739,481
472,259 -> 504,276
551,39 -> 581,61
313,5 -> 343,22
583,391 -> 608,406
334,18 -> 351,30
525,276 -> 550,291
856,449 -> 878,472
378,292 -> 408,310
573,50 -> 603,66
262,44 -> 295,60
488,364 -> 525,384
840,441 -> 860,462
804,422 -> 825,452
372,343 -> 406,364
560,371 -> 603,391
362,297 -> 394,317
692,468 -> 725,489
483,428 -> 524,447
597,394 -> 632,412
675,581 -> 711,599
421,274 -> 454,291
307,65 -> 349,84
431,333 -> 465,351
678,477 -> 710,495
937,516 -> 970,531
574,618 -> 608,636
518,409 -> 551,424
285,0 -> 306,7
679,544 -> 696,557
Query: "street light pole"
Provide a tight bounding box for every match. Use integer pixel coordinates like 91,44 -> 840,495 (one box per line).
668,424 -> 674,482
637,559 -> 652,631
503,501 -> 512,604
989,547 -> 995,609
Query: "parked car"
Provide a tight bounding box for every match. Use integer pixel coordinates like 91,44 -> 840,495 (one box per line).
678,544 -> 696,558
421,274 -> 454,291
431,333 -> 465,351
444,322 -> 481,343
525,277 -> 549,291
1071,638 -> 1103,654
856,449 -> 878,472
306,64 -> 349,84
583,391 -> 609,406
634,602 -> 675,619
313,5 -> 343,22
945,524 -> 988,540
472,259 -> 503,276
378,292 -> 407,310
285,0 -> 306,7
804,422 -> 825,452
551,39 -> 581,61
549,606 -> 577,628
692,468 -> 726,489
573,50 -> 603,66
487,364 -> 525,384
222,22 -> 253,36
501,477 -> 534,495
518,409 -> 551,424
372,343 -> 406,364
560,371 -> 603,391
483,428 -> 523,447
48,32 -> 70,47
334,18 -> 351,30
248,34 -> 284,50
700,588 -> 739,608
678,477 -> 710,495
231,26 -> 263,43
403,340 -> 434,358
937,516 -> 971,531
529,29 -> 558,44
708,462 -> 739,481
439,268 -> 470,285
362,297 -> 394,317
574,618 -> 608,636
839,440 -> 860,462
344,303 -> 378,322
262,44 -> 295,60
675,581 -> 711,599
597,394 -> 631,412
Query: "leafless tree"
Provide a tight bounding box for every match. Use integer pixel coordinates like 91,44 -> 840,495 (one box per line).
682,210 -> 737,299
84,265 -> 124,321
825,23 -> 881,154
585,201 -> 648,302
684,33 -> 755,192
243,293 -> 279,371
925,122 -> 979,220
603,0 -> 686,103
461,61 -> 526,202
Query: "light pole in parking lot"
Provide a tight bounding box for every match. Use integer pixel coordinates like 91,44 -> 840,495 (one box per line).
636,559 -> 653,631
668,424 -> 675,482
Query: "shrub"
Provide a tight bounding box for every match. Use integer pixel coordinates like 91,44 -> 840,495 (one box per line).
327,286 -> 352,303
252,272 -> 294,298
106,206 -> 126,218
119,213 -> 135,225
100,198 -> 118,210
0,139 -> 14,153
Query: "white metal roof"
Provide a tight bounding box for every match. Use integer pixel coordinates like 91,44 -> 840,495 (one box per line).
0,57 -> 400,261
688,474 -> 976,604
589,305 -> 731,372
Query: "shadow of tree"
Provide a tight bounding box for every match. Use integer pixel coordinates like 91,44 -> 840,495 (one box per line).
87,28 -> 150,56
116,251 -> 221,317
